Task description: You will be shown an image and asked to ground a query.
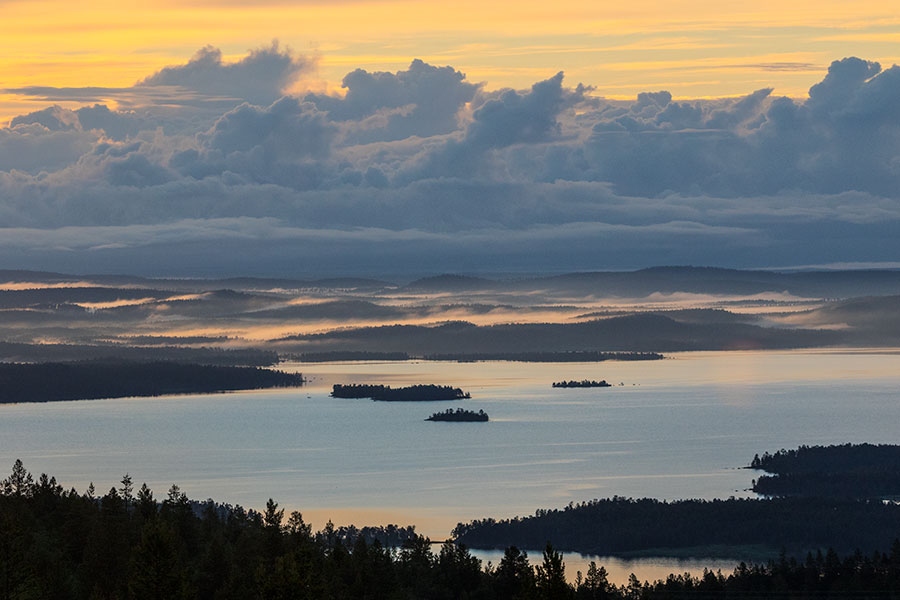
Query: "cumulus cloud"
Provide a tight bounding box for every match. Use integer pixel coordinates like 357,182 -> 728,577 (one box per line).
1,53 -> 900,275
170,96 -> 337,188
0,121 -> 96,173
306,59 -> 478,142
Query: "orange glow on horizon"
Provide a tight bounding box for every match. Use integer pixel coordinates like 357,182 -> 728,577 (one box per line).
1,0 -> 899,121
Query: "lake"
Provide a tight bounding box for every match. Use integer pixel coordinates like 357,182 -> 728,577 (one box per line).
2,348 -> 899,584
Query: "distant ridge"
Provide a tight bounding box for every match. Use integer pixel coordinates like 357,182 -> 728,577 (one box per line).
0,270 -> 393,292
6,267 -> 900,297
404,274 -> 495,291
403,266 -> 900,298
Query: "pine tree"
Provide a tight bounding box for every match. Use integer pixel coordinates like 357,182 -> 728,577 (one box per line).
119,473 -> 134,509
137,483 -> 156,520
1,459 -> 34,497
536,542 -> 570,600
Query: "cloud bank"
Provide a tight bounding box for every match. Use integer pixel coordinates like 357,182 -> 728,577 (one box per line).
1,50 -> 899,276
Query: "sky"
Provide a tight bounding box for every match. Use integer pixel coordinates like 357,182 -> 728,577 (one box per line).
1,0 -> 900,276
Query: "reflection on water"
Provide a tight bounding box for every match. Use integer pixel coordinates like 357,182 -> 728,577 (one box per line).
2,349 -> 900,583
470,549 -> 741,587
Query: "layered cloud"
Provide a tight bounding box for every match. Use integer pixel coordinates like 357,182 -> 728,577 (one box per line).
1,48 -> 899,276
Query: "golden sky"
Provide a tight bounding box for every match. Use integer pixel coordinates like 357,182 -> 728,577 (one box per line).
2,0 -> 900,122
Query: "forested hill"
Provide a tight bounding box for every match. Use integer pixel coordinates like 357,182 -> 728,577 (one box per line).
0,361 -> 304,403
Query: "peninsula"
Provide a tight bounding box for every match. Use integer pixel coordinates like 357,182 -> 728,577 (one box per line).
0,361 -> 304,404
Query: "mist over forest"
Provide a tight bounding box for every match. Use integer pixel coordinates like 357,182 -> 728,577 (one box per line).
1,267 -> 898,364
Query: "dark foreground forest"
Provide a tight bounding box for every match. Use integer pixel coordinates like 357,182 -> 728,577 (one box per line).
0,361 -> 304,404
4,462 -> 900,600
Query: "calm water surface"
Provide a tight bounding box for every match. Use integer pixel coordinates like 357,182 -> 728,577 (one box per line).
2,349 -> 899,583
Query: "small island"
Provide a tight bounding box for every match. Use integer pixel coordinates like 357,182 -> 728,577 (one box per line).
552,379 -> 611,388
331,383 -> 470,401
426,408 -> 489,422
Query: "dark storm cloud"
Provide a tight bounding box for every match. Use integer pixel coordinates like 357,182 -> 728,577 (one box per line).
1,54 -> 900,275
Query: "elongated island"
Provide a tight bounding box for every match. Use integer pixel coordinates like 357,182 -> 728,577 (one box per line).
331,383 -> 470,401
552,379 -> 611,388
426,408 -> 489,422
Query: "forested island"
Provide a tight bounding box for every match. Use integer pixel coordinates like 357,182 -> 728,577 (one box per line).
289,351 -> 411,362
552,380 -> 612,388
331,383 -> 470,401
3,461 -> 900,600
426,408 -> 489,422
452,496 -> 900,557
0,361 -> 304,404
750,443 -> 900,498
423,351 -> 664,362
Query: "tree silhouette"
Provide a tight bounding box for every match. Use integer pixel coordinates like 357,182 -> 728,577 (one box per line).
536,543 -> 570,600
1,459 -> 34,497
495,545 -> 534,599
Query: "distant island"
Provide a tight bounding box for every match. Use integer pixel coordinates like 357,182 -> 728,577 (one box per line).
0,361 -> 304,404
289,351 -> 411,362
424,351 -> 664,362
331,383 -> 470,401
426,408 -> 489,422
552,379 -> 611,388
749,443 -> 900,498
